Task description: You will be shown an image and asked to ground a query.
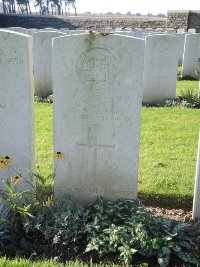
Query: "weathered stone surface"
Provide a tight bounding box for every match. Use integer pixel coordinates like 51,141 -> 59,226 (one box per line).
188,28 -> 196,33
53,34 -> 144,204
182,33 -> 200,79
0,30 -> 35,192
143,34 -> 179,104
5,26 -> 27,34
33,31 -> 64,96
193,131 -> 200,220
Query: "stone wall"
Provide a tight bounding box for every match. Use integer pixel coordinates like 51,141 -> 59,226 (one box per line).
0,13 -> 166,30
167,10 -> 200,33
167,10 -> 189,31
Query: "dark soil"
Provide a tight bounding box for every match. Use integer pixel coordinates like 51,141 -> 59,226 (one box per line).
146,206 -> 193,223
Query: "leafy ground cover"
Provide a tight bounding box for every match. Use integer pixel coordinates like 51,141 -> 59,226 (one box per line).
0,190 -> 199,267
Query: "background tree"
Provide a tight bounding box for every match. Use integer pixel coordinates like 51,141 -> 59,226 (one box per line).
2,0 -> 76,15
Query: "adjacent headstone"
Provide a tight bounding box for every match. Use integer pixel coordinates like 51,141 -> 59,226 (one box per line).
143,34 -> 179,104
42,27 -> 57,31
155,28 -> 165,32
60,29 -> 70,34
26,28 -> 38,36
192,131 -> 200,220
166,28 -> 176,33
6,27 -> 27,34
178,33 -> 189,66
133,29 -> 144,38
0,30 -> 35,192
33,31 -> 64,96
68,30 -> 80,34
188,28 -> 196,33
114,31 -> 134,37
144,28 -> 153,32
53,34 -> 145,204
182,34 -> 200,79
105,27 -> 114,33
75,30 -> 86,34
177,28 -> 185,34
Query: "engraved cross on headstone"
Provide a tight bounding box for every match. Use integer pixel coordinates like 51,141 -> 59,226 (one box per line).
77,123 -> 115,184
152,67 -> 168,89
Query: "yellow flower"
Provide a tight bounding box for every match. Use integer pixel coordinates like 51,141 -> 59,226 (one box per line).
4,156 -> 14,163
0,160 -> 6,169
11,175 -> 22,183
54,152 -> 65,159
0,156 -> 14,164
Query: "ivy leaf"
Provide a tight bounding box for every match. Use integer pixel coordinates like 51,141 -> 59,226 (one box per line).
175,250 -> 199,264
0,218 -> 9,223
157,252 -> 170,267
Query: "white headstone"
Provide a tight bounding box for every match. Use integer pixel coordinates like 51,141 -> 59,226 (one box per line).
166,28 -> 176,33
182,34 -> 200,79
155,28 -> 165,32
0,30 -> 35,192
42,27 -> 57,31
26,28 -> 38,36
53,34 -> 145,204
133,29 -> 144,38
177,28 -> 185,34
6,27 -> 27,34
143,34 -> 179,104
114,31 -> 134,37
188,28 -> 196,33
68,30 -> 78,34
105,27 -> 114,33
192,131 -> 200,220
144,28 -> 153,32
33,31 -> 64,97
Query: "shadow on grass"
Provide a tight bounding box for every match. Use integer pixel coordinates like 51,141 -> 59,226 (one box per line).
138,192 -> 193,210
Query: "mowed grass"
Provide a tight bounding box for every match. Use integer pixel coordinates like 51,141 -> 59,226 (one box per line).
34,79 -> 200,208
0,258 -> 124,267
138,107 -> 200,208
176,80 -> 199,96
35,102 -> 53,176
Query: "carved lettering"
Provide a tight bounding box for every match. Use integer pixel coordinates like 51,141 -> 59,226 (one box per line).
62,94 -> 124,121
65,187 -> 134,196
0,49 -> 23,65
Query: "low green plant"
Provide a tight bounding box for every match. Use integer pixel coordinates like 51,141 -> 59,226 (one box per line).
179,88 -> 200,108
86,197 -> 199,266
0,198 -> 12,248
34,94 -> 53,104
23,194 -> 90,259
0,181 -> 34,255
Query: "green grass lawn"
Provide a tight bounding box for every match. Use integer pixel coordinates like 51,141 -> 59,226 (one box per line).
35,79 -> 200,209
35,102 -> 53,176
138,107 -> 199,208
0,258 -> 126,267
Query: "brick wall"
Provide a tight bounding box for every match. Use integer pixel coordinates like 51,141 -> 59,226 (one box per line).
167,10 -> 189,31
0,13 -> 166,30
167,10 -> 200,33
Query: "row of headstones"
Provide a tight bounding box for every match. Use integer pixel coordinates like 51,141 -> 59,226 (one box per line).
3,26 -> 197,35
0,28 -> 184,103
3,26 -> 200,103
0,29 -> 199,219
1,26 -> 197,104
